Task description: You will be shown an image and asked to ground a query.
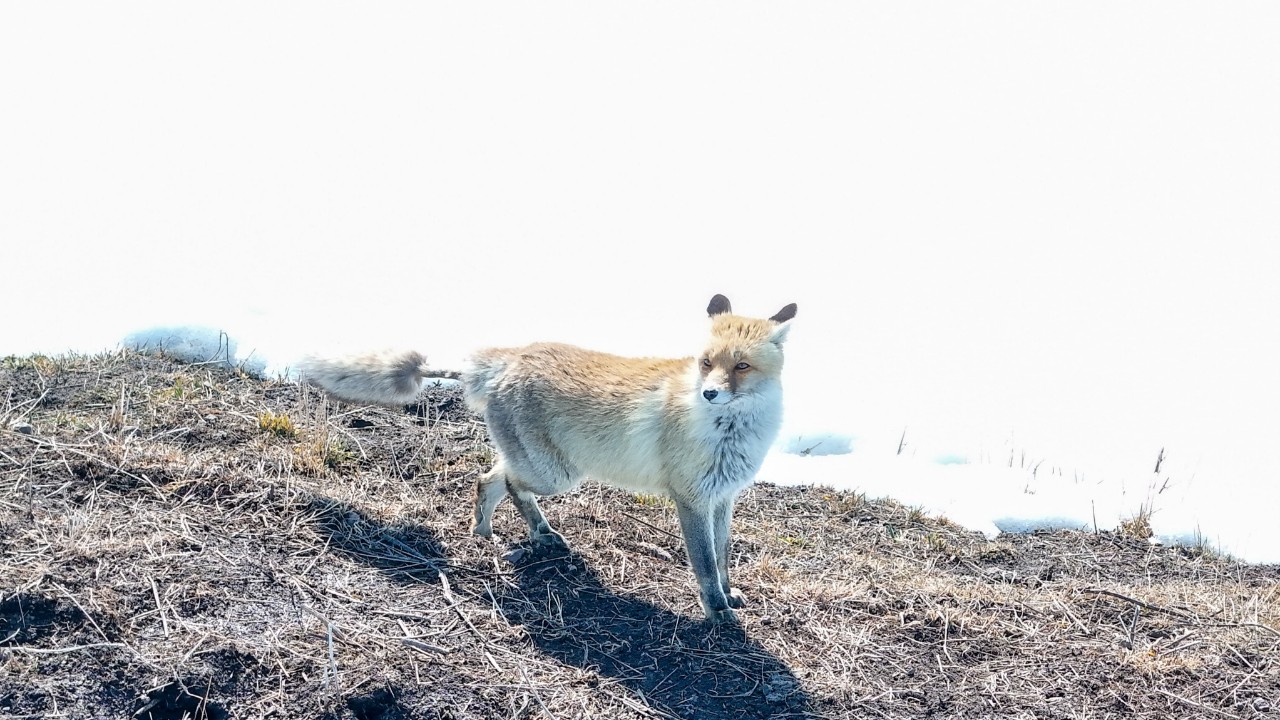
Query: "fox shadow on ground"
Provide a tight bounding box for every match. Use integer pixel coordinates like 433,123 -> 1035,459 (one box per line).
488,544 -> 816,720
305,498 -> 814,719
303,495 -> 450,585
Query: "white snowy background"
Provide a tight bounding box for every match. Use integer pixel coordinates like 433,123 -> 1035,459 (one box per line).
3,3 -> 1277,562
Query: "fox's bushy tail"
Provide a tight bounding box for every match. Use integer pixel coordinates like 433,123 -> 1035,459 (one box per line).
299,350 -> 460,405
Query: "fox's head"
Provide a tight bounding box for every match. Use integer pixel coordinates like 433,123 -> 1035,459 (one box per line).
696,294 -> 796,406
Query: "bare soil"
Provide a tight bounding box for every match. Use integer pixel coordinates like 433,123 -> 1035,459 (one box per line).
1,351 -> 1277,719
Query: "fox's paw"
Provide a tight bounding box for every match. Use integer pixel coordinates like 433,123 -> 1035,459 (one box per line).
471,521 -> 493,538
726,587 -> 747,608
532,529 -> 568,550
705,607 -> 740,625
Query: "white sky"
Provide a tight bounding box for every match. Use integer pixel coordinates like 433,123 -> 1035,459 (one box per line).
3,3 -> 1278,561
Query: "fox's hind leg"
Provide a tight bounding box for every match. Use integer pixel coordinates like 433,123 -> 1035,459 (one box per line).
473,461 -> 566,548
472,463 -> 509,537
506,478 -> 567,549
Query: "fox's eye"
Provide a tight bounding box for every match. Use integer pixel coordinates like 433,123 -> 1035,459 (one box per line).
701,358 -> 712,368
735,362 -> 750,371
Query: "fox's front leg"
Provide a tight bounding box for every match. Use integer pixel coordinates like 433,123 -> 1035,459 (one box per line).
674,497 -> 737,624
712,494 -> 746,608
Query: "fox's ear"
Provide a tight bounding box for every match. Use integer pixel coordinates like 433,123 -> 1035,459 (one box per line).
707,294 -> 733,316
770,303 -> 797,324
769,321 -> 792,346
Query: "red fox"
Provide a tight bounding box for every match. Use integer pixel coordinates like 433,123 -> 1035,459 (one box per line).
301,294 -> 796,623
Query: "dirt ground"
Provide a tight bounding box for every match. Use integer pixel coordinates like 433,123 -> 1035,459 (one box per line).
1,351 -> 1277,719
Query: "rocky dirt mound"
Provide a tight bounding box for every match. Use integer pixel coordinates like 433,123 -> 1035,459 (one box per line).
2,351 -> 1277,719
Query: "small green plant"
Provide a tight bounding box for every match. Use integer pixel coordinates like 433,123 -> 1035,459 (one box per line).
3,354 -> 58,374
824,491 -> 867,515
48,410 -> 92,433
322,439 -> 355,469
158,376 -> 202,402
472,444 -> 496,466
293,438 -> 356,474
634,494 -> 672,508
924,532 -> 950,553
1185,527 -> 1222,559
258,411 -> 297,438
977,542 -> 1016,563
779,534 -> 813,549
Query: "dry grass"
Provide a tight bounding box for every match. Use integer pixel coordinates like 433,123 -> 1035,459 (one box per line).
1,350 -> 1277,719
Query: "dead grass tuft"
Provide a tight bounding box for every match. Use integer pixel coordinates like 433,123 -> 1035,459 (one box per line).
1119,504 -> 1156,541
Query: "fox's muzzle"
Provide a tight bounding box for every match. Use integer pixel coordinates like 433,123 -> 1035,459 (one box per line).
701,387 -> 732,404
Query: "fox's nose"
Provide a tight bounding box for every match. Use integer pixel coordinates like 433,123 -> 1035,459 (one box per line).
702,389 -> 719,401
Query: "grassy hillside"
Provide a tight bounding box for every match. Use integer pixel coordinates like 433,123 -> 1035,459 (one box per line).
1,351 -> 1277,719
